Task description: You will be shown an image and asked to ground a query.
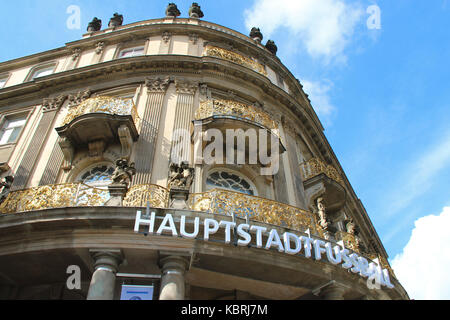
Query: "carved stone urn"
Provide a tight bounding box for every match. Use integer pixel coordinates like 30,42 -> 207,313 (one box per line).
250,27 -> 263,43
166,3 -> 181,18
265,40 -> 278,55
189,3 -> 204,19
87,17 -> 102,32
108,13 -> 123,28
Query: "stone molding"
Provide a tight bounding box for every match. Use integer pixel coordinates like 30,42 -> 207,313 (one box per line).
145,76 -> 172,93
175,79 -> 198,95
67,89 -> 92,108
94,41 -> 106,55
42,95 -> 66,113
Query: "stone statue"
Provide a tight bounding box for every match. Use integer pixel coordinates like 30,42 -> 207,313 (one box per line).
0,176 -> 14,204
168,162 -> 194,190
87,17 -> 102,32
250,27 -> 263,42
166,3 -> 181,18
346,218 -> 356,235
189,3 -> 204,18
265,40 -> 278,55
109,13 -> 123,28
316,197 -> 329,230
111,159 -> 136,186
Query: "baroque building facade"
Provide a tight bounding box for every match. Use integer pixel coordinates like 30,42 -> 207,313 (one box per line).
0,4 -> 408,300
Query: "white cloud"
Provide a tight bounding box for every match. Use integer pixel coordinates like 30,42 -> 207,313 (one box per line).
244,0 -> 363,61
391,207 -> 450,299
300,79 -> 336,124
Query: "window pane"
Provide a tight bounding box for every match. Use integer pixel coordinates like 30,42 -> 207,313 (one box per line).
0,115 -> 27,145
0,129 -> 13,144
206,171 -> 255,195
79,165 -> 114,188
119,47 -> 144,58
0,79 -> 6,88
7,127 -> 22,143
6,118 -> 26,129
32,67 -> 54,79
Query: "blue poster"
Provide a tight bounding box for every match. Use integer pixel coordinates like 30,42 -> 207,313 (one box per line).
120,285 -> 154,300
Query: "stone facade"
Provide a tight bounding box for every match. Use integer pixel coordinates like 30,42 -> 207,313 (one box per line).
0,6 -> 408,300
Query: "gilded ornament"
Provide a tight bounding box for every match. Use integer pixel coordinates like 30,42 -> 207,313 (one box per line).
195,99 -> 278,136
203,45 -> 267,76
188,189 -> 319,234
61,96 -> 138,127
300,158 -> 344,186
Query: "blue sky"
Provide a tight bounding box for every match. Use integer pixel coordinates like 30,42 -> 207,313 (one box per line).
1,0 -> 449,298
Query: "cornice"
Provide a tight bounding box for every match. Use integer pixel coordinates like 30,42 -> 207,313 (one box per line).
0,54 -> 325,152
0,19 -> 320,130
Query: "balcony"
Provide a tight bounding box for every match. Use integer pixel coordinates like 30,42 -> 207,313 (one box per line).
55,96 -> 139,169
188,188 -> 320,235
0,183 -> 168,214
203,45 -> 267,77
61,96 -> 139,127
0,183 -> 109,214
194,99 -> 285,158
300,158 -> 346,213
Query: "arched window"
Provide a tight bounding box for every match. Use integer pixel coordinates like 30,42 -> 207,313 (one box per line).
206,170 -> 256,196
77,163 -> 114,189
27,63 -> 57,81
74,163 -> 114,206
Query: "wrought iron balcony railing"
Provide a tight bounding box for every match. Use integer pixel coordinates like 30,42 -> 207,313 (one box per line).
0,183 -> 110,214
61,96 -> 139,127
122,184 -> 169,208
203,45 -> 268,76
0,183 -> 169,214
188,188 -> 320,235
300,158 -> 344,186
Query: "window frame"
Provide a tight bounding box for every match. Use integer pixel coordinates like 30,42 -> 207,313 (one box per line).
117,45 -> 146,59
75,162 -> 115,189
26,62 -> 57,82
0,73 -> 10,89
0,113 -> 29,146
205,168 -> 258,196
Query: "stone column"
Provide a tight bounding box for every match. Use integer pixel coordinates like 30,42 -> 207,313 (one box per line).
170,79 -> 197,165
159,255 -> 189,300
132,77 -> 171,185
87,249 -> 123,300
320,283 -> 346,300
12,96 -> 65,190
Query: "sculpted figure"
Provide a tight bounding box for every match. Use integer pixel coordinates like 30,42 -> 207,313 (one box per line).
111,159 -> 136,186
346,218 -> 356,235
168,162 -> 194,189
0,176 -> 14,204
316,197 -> 329,230
179,162 -> 194,189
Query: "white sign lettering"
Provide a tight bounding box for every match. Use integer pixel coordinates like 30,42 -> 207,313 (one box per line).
134,212 -> 394,289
